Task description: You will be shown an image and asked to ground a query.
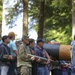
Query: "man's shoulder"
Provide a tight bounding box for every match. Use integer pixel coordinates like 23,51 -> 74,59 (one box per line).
19,43 -> 25,48
8,41 -> 15,46
34,46 -> 38,50
71,40 -> 75,46
0,43 -> 6,48
34,46 -> 40,53
18,43 -> 26,50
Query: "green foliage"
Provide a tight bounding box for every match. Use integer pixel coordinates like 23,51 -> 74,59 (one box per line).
5,0 -> 72,44
31,0 -> 72,44
44,24 -> 72,44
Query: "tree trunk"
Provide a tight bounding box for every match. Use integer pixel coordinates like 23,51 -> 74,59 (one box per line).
23,0 -> 28,35
0,0 -> 2,38
72,0 -> 75,39
0,23 -> 2,38
38,0 -> 45,38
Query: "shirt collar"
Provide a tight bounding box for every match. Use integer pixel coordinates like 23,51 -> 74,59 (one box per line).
37,45 -> 43,50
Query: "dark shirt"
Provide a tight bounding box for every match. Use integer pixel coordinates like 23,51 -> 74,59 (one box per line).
29,46 -> 37,75
35,46 -> 46,58
35,45 -> 46,67
0,43 -> 11,65
29,46 -> 34,54
0,43 -> 10,54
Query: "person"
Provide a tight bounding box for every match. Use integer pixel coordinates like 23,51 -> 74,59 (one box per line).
60,60 -> 68,75
48,40 -> 62,75
17,35 -> 35,75
71,35 -> 75,75
29,39 -> 37,75
0,35 -> 13,75
0,38 -> 2,44
7,32 -> 18,75
35,38 -> 50,75
15,40 -> 22,50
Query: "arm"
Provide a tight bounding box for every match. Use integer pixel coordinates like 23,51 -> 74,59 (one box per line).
35,49 -> 50,64
44,51 -> 50,64
11,42 -> 18,56
45,51 -> 50,60
13,50 -> 18,56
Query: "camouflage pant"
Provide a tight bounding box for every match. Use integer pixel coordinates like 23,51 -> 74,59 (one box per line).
18,66 -> 32,75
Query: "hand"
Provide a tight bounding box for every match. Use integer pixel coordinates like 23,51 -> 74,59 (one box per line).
31,56 -> 35,61
36,58 -> 41,62
43,61 -> 48,65
47,59 -> 50,64
8,55 -> 13,60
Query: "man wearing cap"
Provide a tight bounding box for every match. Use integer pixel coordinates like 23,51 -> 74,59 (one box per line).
35,38 -> 50,75
0,35 -> 13,75
17,35 -> 35,75
7,32 -> 18,75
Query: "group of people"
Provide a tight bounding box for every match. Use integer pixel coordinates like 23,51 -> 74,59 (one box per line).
0,32 -> 18,75
0,32 -> 50,75
0,31 -> 75,75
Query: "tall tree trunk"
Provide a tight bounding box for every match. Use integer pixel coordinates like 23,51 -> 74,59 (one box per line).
38,0 -> 45,38
23,0 -> 28,35
72,0 -> 75,39
0,0 -> 3,38
0,23 -> 2,38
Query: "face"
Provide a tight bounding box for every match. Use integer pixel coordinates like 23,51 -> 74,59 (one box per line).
38,42 -> 44,47
12,36 -> 15,40
30,41 -> 35,47
24,39 -> 29,44
5,38 -> 10,44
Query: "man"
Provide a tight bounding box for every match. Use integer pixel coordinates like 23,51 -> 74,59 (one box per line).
48,40 -> 62,75
0,35 -> 13,75
17,35 -> 35,75
7,32 -> 18,75
35,38 -> 50,75
29,39 -> 37,75
71,35 -> 75,75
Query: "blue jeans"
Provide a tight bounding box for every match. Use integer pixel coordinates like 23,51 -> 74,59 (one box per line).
62,71 -> 68,75
51,69 -> 62,75
71,68 -> 75,75
7,62 -> 17,75
1,66 -> 9,75
71,72 -> 75,75
37,66 -> 49,75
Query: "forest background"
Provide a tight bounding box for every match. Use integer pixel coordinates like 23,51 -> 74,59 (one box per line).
0,0 -> 73,44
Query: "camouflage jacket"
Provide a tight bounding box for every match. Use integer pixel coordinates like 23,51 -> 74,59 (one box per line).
17,43 -> 32,67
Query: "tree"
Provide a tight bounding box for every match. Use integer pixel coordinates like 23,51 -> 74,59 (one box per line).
38,0 -> 45,38
72,0 -> 75,39
23,0 -> 28,35
0,0 -> 3,38
5,0 -> 28,35
5,0 -> 23,28
32,0 -> 72,44
0,0 -> 2,23
43,0 -> 72,44
4,0 -> 72,44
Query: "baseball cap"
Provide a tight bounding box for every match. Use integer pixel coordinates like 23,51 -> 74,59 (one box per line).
8,32 -> 16,37
37,38 -> 44,43
2,35 -> 9,42
22,35 -> 29,40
